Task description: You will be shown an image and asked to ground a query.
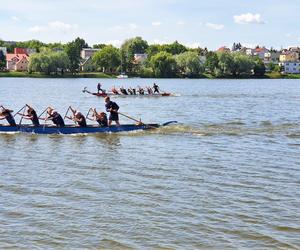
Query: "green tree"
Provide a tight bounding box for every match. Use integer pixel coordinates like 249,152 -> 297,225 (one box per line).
232,53 -> 254,76
150,51 -> 177,77
16,39 -> 45,52
253,58 -> 266,77
162,41 -> 187,55
93,44 -> 107,49
205,52 -> 219,74
0,50 -> 5,69
92,45 -> 120,73
120,37 -> 148,73
217,52 -> 234,76
64,37 -> 88,73
175,51 -> 204,77
28,50 -> 70,75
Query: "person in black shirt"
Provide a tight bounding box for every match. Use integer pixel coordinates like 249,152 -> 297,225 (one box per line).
92,108 -> 108,127
44,107 -> 65,127
18,104 -> 40,126
153,83 -> 160,93
69,106 -> 87,127
104,96 -> 120,126
0,107 -> 16,126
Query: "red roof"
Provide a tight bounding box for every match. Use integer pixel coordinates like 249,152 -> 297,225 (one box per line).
6,53 -> 29,62
217,46 -> 230,52
254,47 -> 268,52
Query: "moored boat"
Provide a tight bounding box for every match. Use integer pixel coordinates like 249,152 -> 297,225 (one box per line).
0,121 -> 177,135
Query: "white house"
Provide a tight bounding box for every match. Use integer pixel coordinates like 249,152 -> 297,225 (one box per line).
133,53 -> 148,64
81,48 -> 100,59
282,61 -> 300,74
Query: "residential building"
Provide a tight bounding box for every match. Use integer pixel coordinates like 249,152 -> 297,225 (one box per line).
216,46 -> 230,53
279,50 -> 299,62
133,53 -> 148,64
79,57 -> 96,72
81,48 -> 99,59
6,53 -> 29,71
264,51 -> 280,62
282,61 -> 300,74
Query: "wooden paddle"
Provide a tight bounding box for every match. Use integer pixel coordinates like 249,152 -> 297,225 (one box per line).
117,111 -> 157,129
13,105 -> 26,117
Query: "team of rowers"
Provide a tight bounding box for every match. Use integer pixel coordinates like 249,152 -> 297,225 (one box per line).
97,83 -> 161,95
0,96 -> 121,128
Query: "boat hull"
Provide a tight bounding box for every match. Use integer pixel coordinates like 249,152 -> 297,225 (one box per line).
0,124 -> 160,134
83,88 -> 172,97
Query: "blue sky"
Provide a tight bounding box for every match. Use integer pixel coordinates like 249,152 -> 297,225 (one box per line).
0,0 -> 299,49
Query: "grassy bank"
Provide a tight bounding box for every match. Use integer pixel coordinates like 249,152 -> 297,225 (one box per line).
1,71 -> 300,79
0,71 -> 112,78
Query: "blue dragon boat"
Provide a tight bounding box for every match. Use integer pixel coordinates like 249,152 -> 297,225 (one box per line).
0,121 -> 176,135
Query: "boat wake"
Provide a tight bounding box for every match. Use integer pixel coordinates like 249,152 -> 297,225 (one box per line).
0,121 -> 299,138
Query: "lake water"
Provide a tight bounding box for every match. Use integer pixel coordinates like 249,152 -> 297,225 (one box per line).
0,77 -> 299,249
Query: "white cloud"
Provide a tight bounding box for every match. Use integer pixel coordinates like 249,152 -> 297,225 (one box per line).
109,25 -> 124,30
177,20 -> 185,26
152,21 -> 161,26
234,13 -> 265,24
11,16 -> 20,22
150,39 -> 169,45
205,22 -> 224,30
185,42 -> 202,48
105,40 -> 122,47
49,21 -> 77,32
28,25 -> 46,33
129,23 -> 138,30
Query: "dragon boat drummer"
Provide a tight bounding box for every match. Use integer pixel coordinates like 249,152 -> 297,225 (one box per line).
43,107 -> 65,127
0,106 -> 16,126
92,108 -> 108,127
104,96 -> 120,126
68,106 -> 87,127
153,83 -> 160,93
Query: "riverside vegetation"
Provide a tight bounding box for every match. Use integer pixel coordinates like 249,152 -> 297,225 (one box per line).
0,37 -> 296,79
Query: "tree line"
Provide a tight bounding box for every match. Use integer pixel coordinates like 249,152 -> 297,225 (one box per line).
0,37 -> 266,77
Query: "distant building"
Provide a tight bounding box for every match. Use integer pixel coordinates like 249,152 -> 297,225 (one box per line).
81,48 -> 100,59
282,61 -> 300,74
79,57 -> 96,72
6,48 -> 32,71
216,46 -> 231,53
288,47 -> 300,53
0,47 -> 7,55
6,53 -> 29,71
133,53 -> 148,64
264,51 -> 280,63
13,48 -> 36,55
279,50 -> 299,62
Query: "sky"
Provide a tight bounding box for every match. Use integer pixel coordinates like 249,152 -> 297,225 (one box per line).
0,0 -> 299,50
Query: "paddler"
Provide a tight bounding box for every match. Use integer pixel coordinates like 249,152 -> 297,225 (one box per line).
111,86 -> 120,95
18,104 -> 40,126
68,106 -> 87,127
92,108 -> 108,127
138,86 -> 144,95
0,106 -> 16,126
104,96 -> 120,126
43,107 -> 65,127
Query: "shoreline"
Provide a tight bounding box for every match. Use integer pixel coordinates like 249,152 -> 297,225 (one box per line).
0,71 -> 300,79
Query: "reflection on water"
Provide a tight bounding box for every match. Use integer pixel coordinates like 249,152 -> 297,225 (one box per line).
0,78 -> 300,249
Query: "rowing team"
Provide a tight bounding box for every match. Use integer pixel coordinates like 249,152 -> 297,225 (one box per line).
0,97 -> 122,128
98,83 -> 161,95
